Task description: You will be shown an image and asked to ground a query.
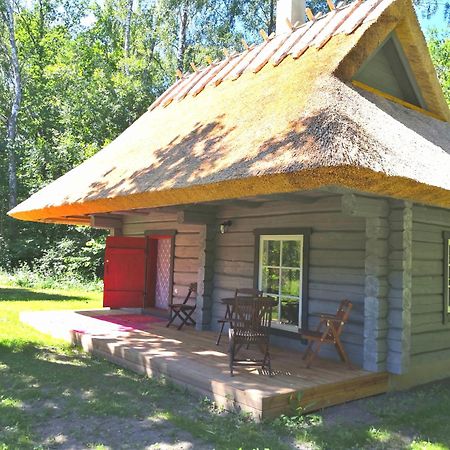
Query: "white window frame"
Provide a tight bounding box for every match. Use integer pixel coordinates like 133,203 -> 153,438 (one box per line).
258,234 -> 304,332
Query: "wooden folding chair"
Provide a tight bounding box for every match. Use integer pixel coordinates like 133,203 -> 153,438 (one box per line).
299,299 -> 353,368
166,283 -> 197,330
228,296 -> 276,376
216,288 -> 263,345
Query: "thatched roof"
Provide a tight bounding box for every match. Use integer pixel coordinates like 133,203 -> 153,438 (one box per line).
9,0 -> 450,224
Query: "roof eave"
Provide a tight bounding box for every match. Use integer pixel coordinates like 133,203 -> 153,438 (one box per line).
9,166 -> 450,224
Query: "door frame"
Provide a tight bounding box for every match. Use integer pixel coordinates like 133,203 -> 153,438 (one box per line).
144,230 -> 176,309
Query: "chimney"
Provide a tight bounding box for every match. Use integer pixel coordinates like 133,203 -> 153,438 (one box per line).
276,0 -> 306,35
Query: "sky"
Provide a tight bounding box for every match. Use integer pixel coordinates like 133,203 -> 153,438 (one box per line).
416,4 -> 449,32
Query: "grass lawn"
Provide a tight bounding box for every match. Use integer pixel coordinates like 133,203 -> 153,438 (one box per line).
1,285 -> 450,449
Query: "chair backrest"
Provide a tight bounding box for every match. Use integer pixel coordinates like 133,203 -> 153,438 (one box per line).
182,283 -> 197,305
234,288 -> 263,298
232,296 -> 276,342
334,299 -> 352,336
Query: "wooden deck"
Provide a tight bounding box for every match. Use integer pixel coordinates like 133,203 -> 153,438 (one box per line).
21,310 -> 389,420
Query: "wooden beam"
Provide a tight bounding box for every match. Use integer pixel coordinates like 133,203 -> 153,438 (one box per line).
90,215 -> 123,230
229,200 -> 265,209
342,193 -> 389,218
111,210 -> 150,216
177,210 -> 216,225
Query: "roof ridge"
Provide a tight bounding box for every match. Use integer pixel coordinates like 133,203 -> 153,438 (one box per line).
148,0 -> 390,112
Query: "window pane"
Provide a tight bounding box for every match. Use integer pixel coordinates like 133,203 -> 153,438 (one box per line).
282,240 -> 301,267
280,297 -> 299,326
262,267 -> 280,295
263,240 -> 280,266
281,269 -> 300,297
271,300 -> 279,323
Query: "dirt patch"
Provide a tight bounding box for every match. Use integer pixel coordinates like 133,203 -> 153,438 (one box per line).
34,413 -> 210,450
319,396 -> 381,427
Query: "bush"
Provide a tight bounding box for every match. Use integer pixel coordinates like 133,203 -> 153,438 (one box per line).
37,236 -> 106,281
0,265 -> 103,291
0,234 -> 106,292
0,234 -> 11,270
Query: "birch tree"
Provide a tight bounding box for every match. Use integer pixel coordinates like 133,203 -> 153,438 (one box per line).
1,0 -> 21,209
177,2 -> 189,71
123,0 -> 133,75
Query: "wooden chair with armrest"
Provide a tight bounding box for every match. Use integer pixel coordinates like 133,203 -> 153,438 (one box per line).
228,296 -> 276,376
298,299 -> 353,368
166,283 -> 197,330
216,288 -> 263,345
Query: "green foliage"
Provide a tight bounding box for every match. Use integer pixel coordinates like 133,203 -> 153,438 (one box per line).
428,29 -> 450,105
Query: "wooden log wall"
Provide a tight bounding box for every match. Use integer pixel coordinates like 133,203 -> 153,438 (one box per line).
212,195 -> 367,366
410,205 -> 450,367
386,201 -> 413,375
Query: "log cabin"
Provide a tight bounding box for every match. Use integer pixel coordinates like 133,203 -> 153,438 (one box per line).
10,0 -> 450,417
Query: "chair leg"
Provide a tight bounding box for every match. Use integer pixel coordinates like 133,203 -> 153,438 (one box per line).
186,310 -> 196,326
335,339 -> 352,368
264,348 -> 272,377
305,340 -> 322,368
216,321 -> 226,345
302,339 -> 314,360
178,310 -> 196,330
229,340 -> 235,376
166,309 -> 180,328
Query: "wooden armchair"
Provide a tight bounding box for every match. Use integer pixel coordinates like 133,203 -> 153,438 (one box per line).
166,283 -> 197,330
299,299 -> 353,368
228,296 -> 276,376
216,288 -> 263,345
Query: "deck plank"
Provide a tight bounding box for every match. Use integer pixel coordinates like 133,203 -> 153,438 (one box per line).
20,310 -> 389,419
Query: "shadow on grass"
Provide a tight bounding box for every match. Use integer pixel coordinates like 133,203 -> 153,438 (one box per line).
0,287 -> 87,302
0,342 -> 290,450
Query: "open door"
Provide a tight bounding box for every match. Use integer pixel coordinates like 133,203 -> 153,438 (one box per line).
103,237 -> 147,308
144,235 -> 174,310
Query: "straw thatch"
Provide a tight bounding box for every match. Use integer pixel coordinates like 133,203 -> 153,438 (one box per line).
8,0 -> 450,224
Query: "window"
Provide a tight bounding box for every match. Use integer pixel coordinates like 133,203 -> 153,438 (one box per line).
255,229 -> 310,331
445,232 -> 450,322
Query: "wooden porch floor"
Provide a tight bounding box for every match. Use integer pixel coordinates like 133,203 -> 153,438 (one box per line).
21,310 -> 389,420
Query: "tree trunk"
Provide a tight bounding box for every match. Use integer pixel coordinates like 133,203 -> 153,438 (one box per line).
268,0 -> 275,35
4,0 -> 22,210
124,0 -> 133,58
177,2 -> 189,72
123,0 -> 133,75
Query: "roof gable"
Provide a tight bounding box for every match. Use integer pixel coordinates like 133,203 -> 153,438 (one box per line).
336,0 -> 449,121
353,33 -> 425,108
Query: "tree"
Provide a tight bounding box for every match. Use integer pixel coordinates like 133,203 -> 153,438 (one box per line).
177,2 -> 189,71
1,0 -> 21,210
428,30 -> 450,105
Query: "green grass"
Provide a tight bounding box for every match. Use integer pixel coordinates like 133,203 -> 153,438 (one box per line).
0,285 -> 290,449
1,284 -> 450,449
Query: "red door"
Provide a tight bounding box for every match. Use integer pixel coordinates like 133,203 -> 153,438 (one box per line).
103,237 -> 147,308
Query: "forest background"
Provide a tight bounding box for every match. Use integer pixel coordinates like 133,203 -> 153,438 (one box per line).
0,0 -> 449,289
